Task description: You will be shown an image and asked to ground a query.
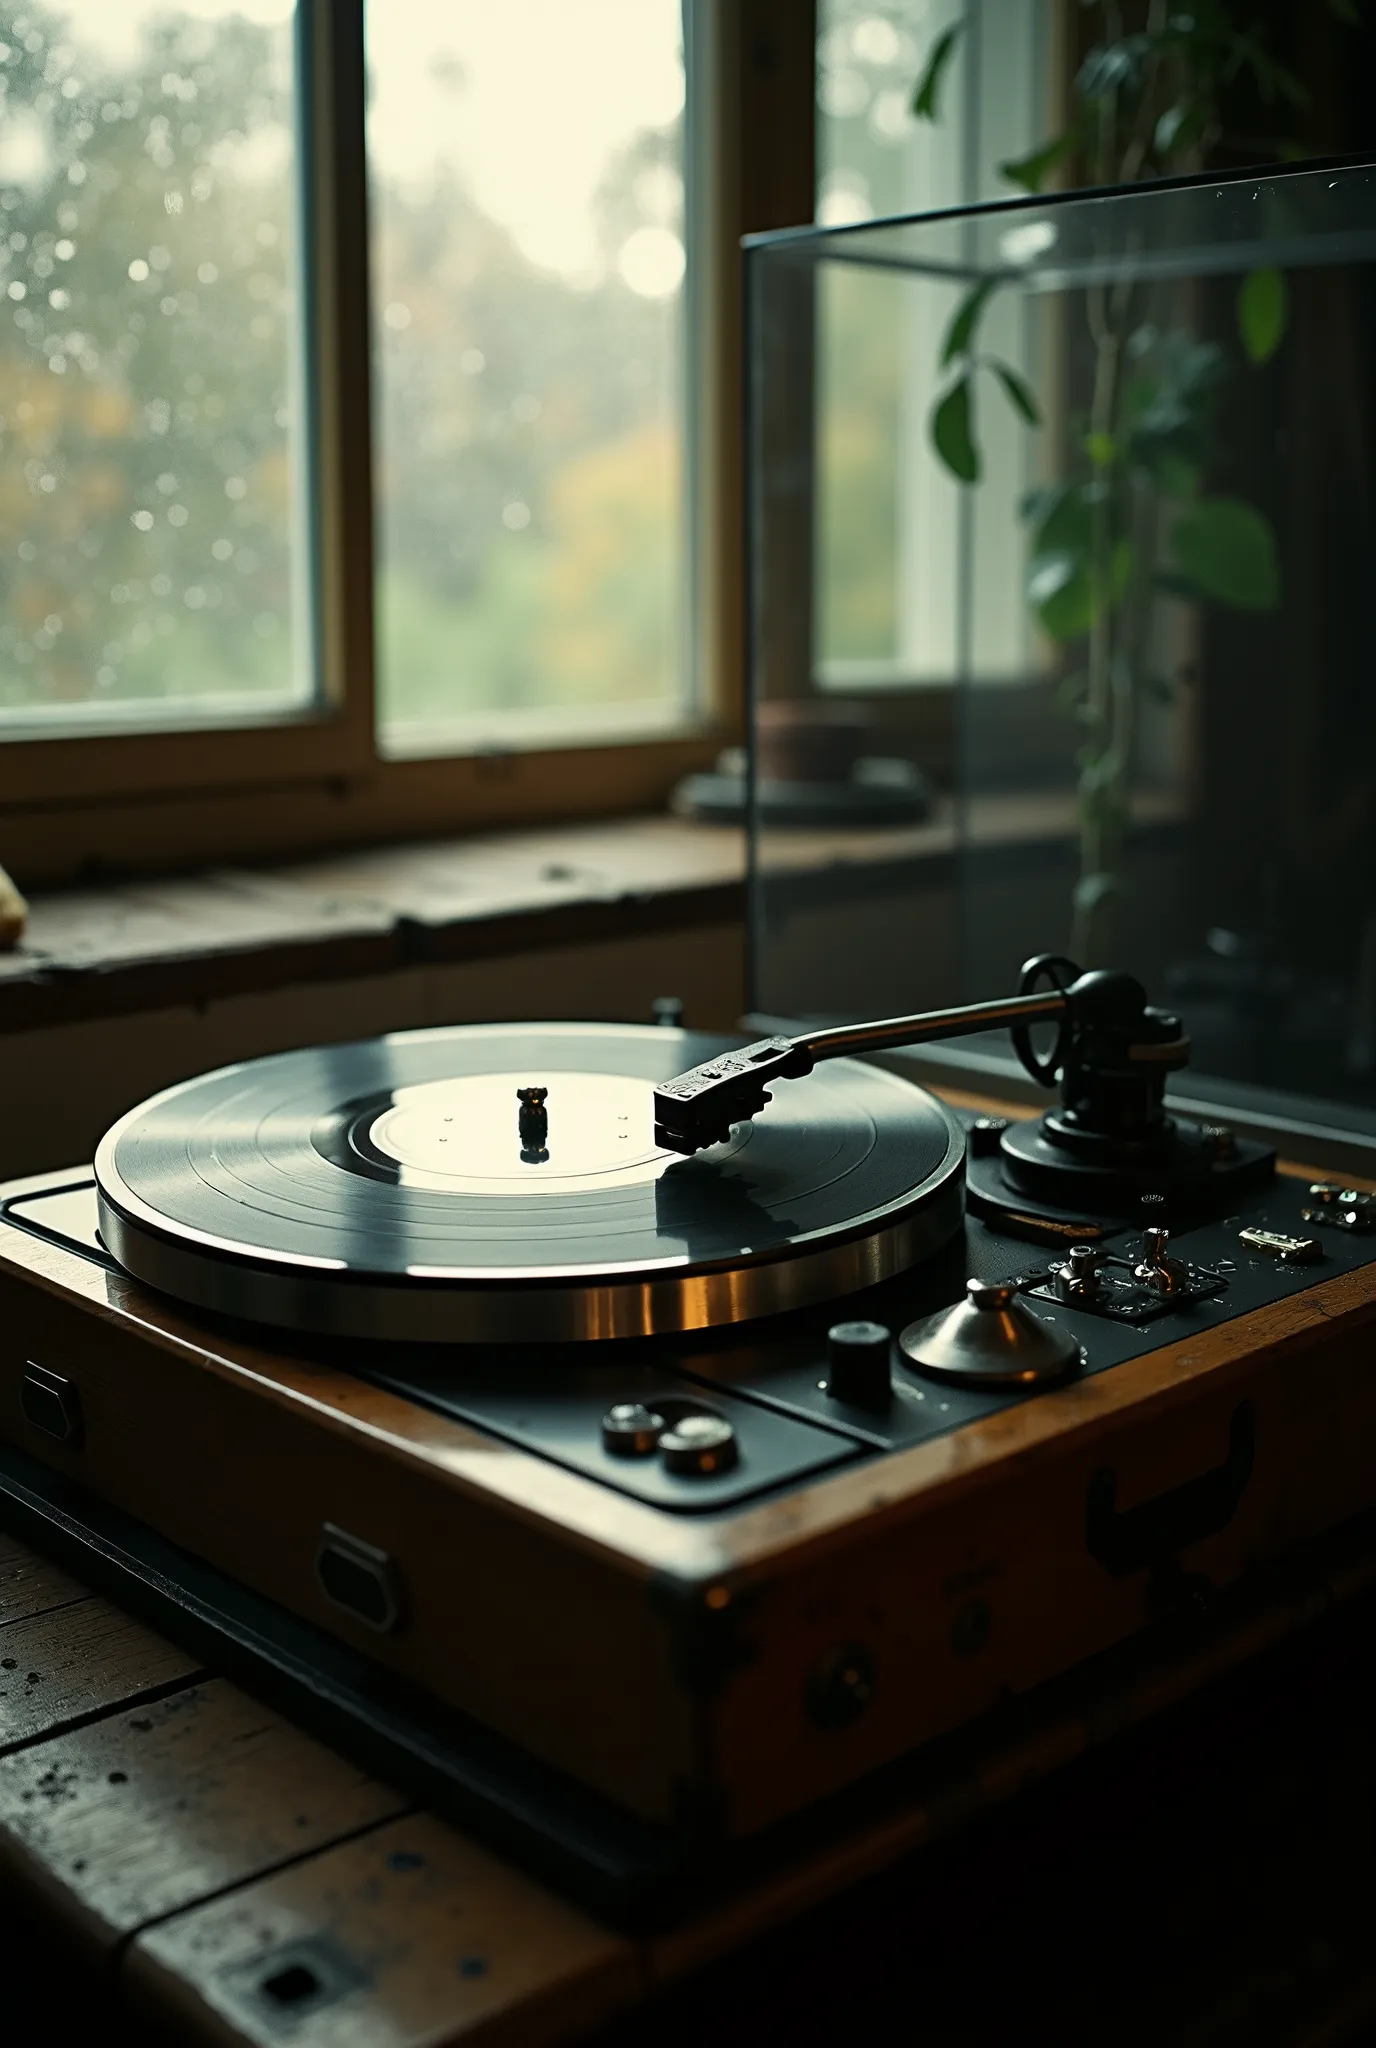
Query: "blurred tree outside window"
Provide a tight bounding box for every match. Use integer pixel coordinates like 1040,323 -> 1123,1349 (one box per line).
368,0 -> 688,756
0,0 -> 304,727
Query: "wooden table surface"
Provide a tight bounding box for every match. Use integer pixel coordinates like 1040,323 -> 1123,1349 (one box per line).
0,1526 -> 643,2047
10,1508 -> 1376,2048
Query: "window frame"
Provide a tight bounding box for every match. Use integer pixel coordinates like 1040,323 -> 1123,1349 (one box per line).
0,0 -> 375,813
0,0 -> 816,885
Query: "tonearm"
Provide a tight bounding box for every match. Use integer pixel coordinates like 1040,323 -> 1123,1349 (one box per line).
653,954 -> 1192,1157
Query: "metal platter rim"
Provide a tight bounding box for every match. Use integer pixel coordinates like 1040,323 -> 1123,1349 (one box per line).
94,1158 -> 965,1344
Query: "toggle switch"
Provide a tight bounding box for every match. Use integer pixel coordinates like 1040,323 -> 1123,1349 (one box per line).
1134,1225 -> 1191,1297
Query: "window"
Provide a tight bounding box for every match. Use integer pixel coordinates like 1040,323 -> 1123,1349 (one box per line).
814,0 -> 1054,688
0,0 -> 310,729
0,1 -> 813,882
368,0 -> 690,757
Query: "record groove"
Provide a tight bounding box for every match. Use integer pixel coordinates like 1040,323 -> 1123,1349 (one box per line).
95,1024 -> 964,1344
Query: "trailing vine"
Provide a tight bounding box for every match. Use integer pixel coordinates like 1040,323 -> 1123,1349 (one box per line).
913,1 -> 1357,960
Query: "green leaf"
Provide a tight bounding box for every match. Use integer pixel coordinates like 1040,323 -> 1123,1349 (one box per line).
1021,478 -> 1106,554
931,375 -> 980,483
1153,567 -> 1203,604
1029,553 -> 1093,639
1077,37 -> 1150,102
1053,666 -> 1087,714
1085,430 -> 1116,468
911,24 -> 962,122
1028,537 -> 1131,642
1169,498 -> 1280,610
1153,99 -> 1207,159
1073,870 -> 1120,914
989,359 -> 1041,425
1237,266 -> 1288,364
1123,333 -> 1224,481
940,278 -> 996,365
1106,537 -> 1133,603
1076,749 -> 1130,831
1000,132 -> 1074,194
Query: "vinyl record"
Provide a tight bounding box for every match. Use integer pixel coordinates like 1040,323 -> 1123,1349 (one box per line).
94,1023 -> 964,1343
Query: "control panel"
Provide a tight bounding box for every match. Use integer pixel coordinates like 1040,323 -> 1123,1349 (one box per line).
3,1164 -> 1375,1518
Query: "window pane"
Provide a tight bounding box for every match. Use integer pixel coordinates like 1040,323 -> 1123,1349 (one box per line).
368,0 -> 688,756
815,1 -> 1049,687
0,1 -> 309,731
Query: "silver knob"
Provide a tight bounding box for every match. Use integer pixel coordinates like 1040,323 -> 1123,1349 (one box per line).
660,1413 -> 738,1476
900,1279 -> 1080,1388
966,1279 -> 1018,1310
1054,1243 -> 1103,1304
601,1403 -> 664,1457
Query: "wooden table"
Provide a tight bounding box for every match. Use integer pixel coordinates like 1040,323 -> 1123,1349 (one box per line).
10,1512 -> 1376,2048
0,1524 -> 641,2046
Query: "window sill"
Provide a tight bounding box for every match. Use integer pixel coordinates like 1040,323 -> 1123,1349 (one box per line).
0,787 -> 1191,1038
0,814 -> 747,1037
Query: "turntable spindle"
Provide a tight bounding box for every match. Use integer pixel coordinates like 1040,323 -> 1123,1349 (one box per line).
517,1085 -> 549,1159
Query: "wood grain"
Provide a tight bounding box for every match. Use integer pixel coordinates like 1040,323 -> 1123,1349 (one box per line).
0,1595 -> 200,1753
0,792 -> 1169,1027
127,1812 -> 641,2048
0,1676 -> 408,1956
0,1530 -> 88,1628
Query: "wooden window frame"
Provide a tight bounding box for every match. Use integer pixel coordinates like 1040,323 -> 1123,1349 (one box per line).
0,0 -> 816,887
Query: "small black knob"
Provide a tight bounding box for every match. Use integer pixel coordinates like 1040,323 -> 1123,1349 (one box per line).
660,1412 -> 738,1475
601,1403 -> 665,1457
826,1320 -> 892,1408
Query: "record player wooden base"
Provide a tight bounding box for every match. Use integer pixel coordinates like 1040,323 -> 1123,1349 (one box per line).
1,1095 -> 1374,1884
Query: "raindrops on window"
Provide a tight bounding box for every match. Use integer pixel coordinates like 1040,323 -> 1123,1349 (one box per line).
369,0 -> 687,742
0,1 -> 300,721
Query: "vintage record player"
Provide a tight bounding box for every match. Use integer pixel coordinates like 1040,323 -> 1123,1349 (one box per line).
3,944 -> 1376,1919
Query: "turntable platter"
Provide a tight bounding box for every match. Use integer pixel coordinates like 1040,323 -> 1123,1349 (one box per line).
94,1024 -> 963,1343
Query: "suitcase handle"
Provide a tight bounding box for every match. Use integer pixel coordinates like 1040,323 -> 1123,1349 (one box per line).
1085,1400 -> 1256,1578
